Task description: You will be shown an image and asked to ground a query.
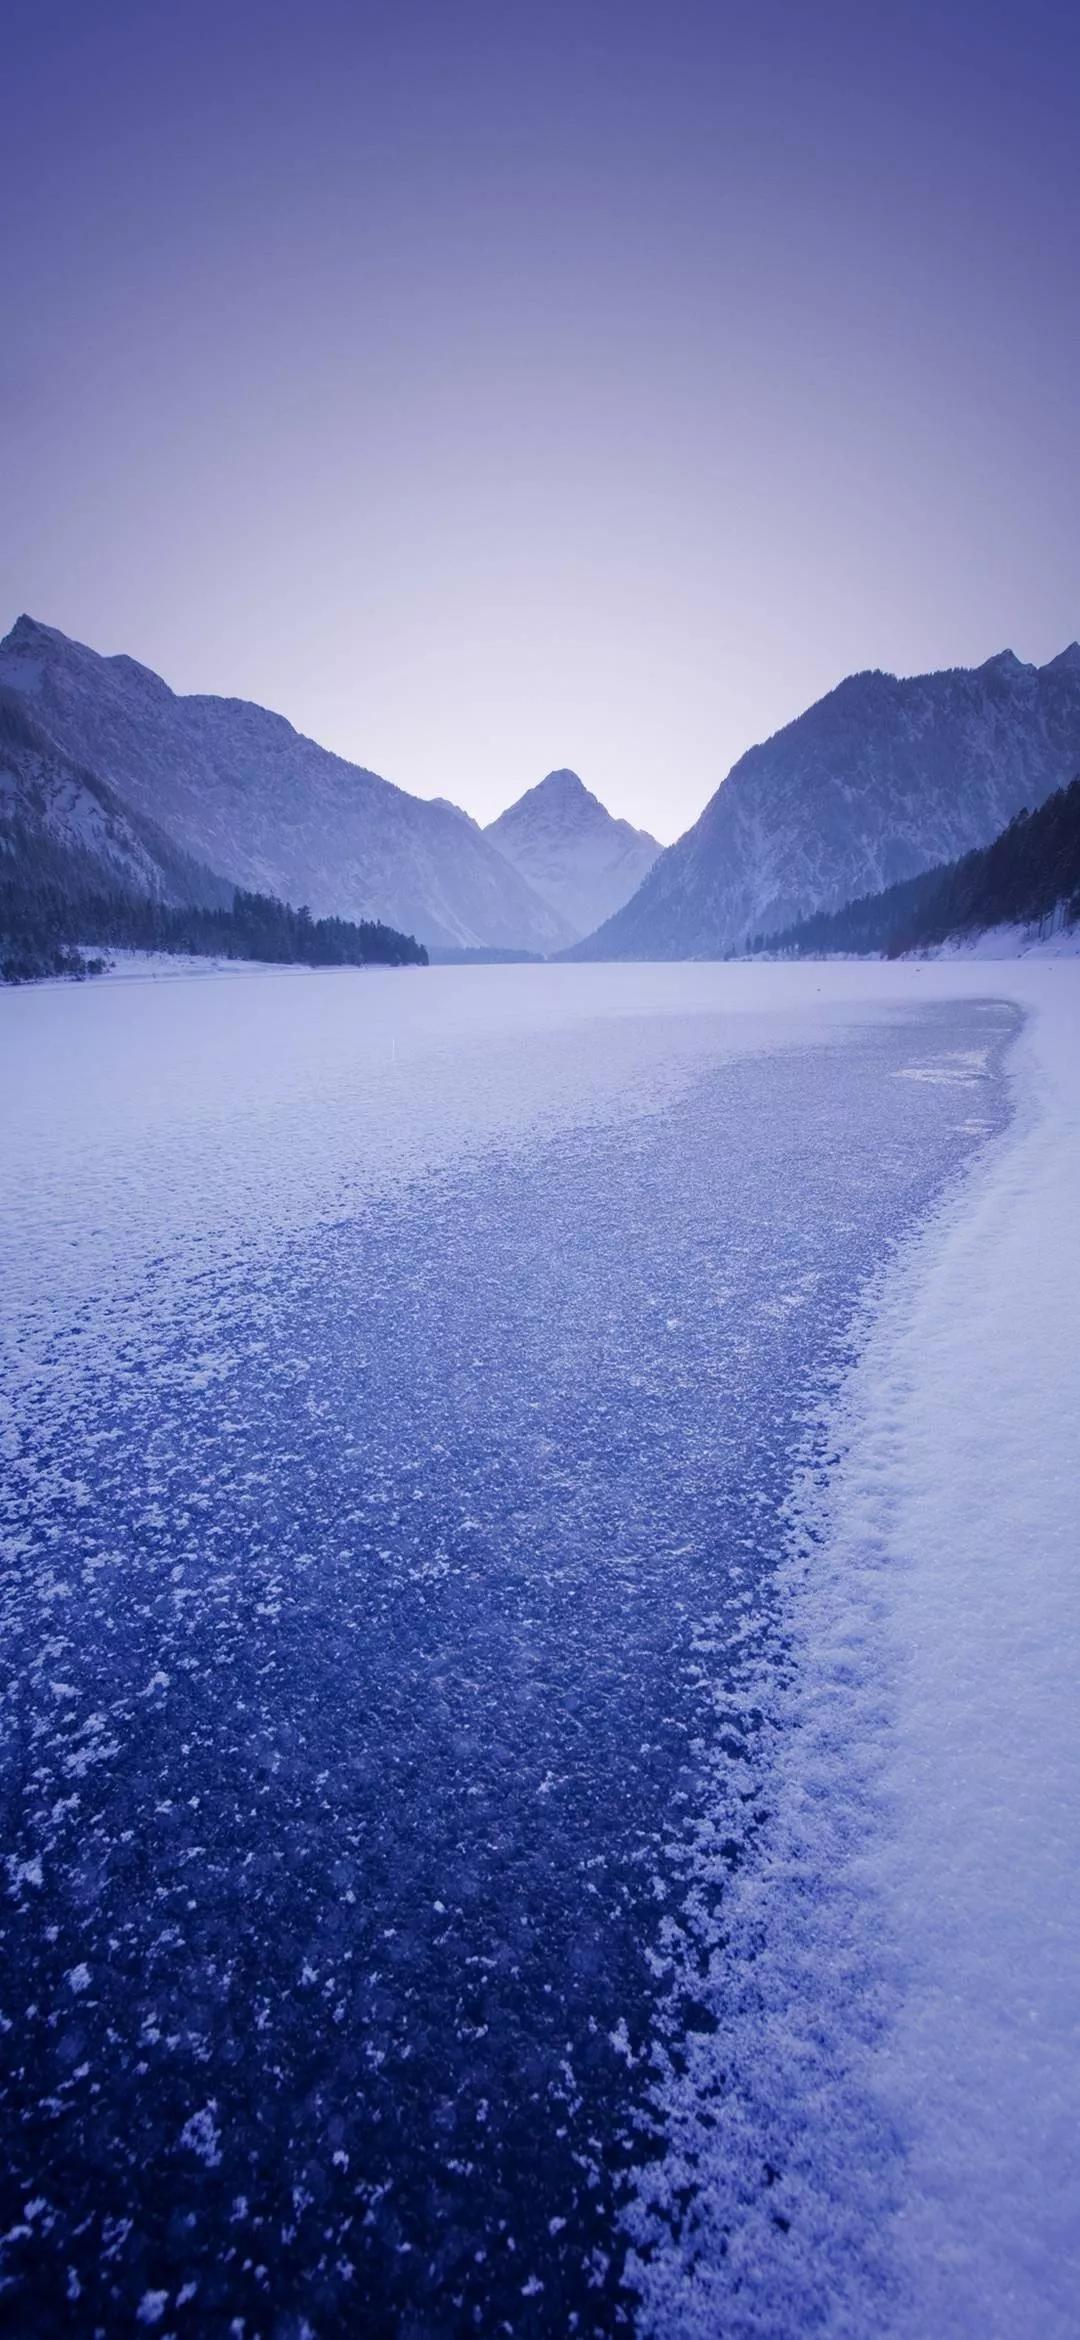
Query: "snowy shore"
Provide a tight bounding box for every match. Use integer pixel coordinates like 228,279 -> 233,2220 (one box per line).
80,949 -> 317,981
831,961 -> 1080,2336
630,957 -> 1080,2339
919,918 -> 1080,959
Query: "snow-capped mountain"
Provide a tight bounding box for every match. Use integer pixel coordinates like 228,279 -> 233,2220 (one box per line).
569,648 -> 1080,959
0,618 -> 567,953
485,769 -> 660,944
0,685 -> 230,907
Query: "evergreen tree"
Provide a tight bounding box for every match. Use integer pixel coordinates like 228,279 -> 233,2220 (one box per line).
0,833 -> 428,983
747,777 -> 1080,959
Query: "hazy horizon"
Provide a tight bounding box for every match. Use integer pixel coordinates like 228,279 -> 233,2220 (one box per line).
4,0 -> 1078,840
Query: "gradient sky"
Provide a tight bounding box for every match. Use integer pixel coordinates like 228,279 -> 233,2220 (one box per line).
3,0 -> 1078,839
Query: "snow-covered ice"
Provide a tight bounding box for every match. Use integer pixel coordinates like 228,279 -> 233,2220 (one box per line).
0,959 -> 1076,2336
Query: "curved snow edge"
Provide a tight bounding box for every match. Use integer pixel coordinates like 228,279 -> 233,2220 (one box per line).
820,973 -> 1080,2339
625,965 -> 1080,2339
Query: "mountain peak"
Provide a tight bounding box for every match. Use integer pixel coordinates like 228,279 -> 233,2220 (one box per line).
979,648 -> 1031,677
3,612 -> 68,655
0,613 -> 570,952
484,770 -> 661,943
538,766 -> 588,792
1042,641 -> 1080,675
1,613 -> 176,706
569,641 -> 1080,959
510,768 -> 596,816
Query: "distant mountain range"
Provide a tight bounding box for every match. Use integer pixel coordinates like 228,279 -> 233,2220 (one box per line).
5,616 -> 1080,966
484,769 -> 659,943
0,618 -> 654,951
0,618 -> 579,954
567,647 -> 1080,959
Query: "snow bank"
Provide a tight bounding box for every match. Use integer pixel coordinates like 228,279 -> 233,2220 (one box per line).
917,916 -> 1080,960
843,963 -> 1080,2336
80,948 -> 313,981
629,958 -> 1080,2339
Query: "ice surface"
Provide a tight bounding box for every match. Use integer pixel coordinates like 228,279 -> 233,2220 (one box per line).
0,959 -> 1076,2336
0,961 -> 970,1375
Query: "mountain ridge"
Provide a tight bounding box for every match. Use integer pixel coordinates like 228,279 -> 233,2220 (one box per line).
0,617 -> 567,953
567,646 -> 1080,958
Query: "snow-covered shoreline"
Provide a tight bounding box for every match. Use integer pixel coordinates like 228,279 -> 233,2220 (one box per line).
830,963 -> 1080,2336
630,957 -> 1079,2338
17,948 -> 413,988
77,949 -> 326,982
915,915 -> 1080,960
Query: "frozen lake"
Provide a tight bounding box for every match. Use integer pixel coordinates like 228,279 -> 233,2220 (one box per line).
0,965 -> 1018,2336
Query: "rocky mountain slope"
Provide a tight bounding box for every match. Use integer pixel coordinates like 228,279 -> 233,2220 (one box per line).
0,685 -> 230,908
752,775 -> 1080,959
485,769 -> 660,942
0,618 -> 566,953
568,648 -> 1080,959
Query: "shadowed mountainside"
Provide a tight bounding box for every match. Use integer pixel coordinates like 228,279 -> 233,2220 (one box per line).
567,647 -> 1080,958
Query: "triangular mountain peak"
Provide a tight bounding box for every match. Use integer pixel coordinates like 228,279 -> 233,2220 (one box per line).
2,612 -> 71,657
484,770 -> 661,942
516,768 -> 595,810
979,648 -> 1032,677
538,766 -> 588,790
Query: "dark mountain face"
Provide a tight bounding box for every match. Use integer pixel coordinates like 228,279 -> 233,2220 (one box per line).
569,648 -> 1080,959
0,619 -> 566,953
0,685 -> 231,909
755,773 -> 1080,961
484,768 -> 660,943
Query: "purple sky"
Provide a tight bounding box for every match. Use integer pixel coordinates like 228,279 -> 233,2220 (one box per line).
3,0 -> 1078,840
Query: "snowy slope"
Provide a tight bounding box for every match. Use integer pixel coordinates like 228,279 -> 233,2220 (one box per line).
572,647 -> 1080,958
485,768 -> 660,943
0,685 -> 230,907
0,617 -> 566,952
